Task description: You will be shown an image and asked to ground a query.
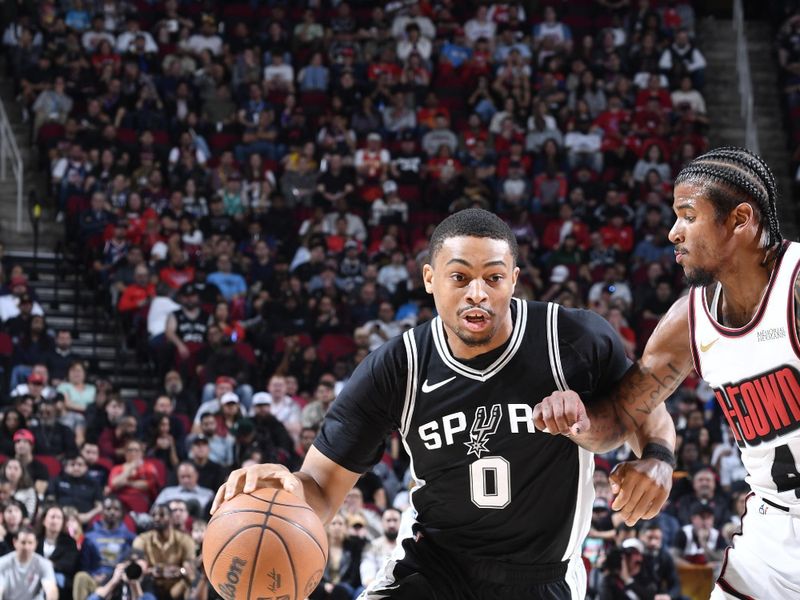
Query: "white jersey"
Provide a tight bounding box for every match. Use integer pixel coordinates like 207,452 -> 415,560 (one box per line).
689,240 -> 800,513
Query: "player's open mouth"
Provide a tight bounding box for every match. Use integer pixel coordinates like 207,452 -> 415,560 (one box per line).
462,310 -> 490,331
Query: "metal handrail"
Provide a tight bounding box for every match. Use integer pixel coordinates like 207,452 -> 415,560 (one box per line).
0,96 -> 24,231
733,0 -> 759,154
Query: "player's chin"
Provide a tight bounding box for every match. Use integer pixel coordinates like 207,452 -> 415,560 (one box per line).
456,324 -> 495,347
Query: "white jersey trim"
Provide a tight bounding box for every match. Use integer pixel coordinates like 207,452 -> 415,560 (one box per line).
400,329 -> 419,437
546,303 -> 595,563
431,297 -> 527,382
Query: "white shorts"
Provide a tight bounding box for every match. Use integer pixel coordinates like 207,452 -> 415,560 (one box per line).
710,493 -> 800,599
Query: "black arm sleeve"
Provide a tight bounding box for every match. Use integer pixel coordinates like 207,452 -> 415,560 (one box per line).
556,307 -> 632,401
313,336 -> 408,473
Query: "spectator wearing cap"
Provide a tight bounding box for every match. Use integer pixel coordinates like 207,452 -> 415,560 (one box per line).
637,522 -> 681,600
46,453 -> 103,525
0,275 -> 44,324
671,501 -> 726,572
184,14 -> 221,56
187,435 -> 225,492
30,397 -> 78,458
0,525 -> 58,600
194,377 -> 242,427
250,392 -> 297,467
215,392 -> 245,438
672,466 -> 731,529
192,413 -> 234,468
12,429 -> 50,497
154,462 -> 214,515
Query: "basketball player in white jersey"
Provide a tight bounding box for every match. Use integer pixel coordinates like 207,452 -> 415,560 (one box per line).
536,147 -> 800,599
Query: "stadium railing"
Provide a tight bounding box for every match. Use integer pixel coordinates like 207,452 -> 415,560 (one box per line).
733,0 -> 759,154
0,95 -> 24,231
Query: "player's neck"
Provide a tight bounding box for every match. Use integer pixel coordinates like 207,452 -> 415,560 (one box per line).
446,312 -> 515,360
717,247 -> 778,327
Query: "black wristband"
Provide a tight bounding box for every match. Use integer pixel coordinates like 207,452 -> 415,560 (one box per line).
641,442 -> 676,468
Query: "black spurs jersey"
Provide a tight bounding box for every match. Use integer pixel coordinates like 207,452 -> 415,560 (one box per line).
315,298 -> 629,565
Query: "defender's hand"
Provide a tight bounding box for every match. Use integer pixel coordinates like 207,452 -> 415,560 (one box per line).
532,390 -> 591,436
210,463 -> 304,514
609,458 -> 673,526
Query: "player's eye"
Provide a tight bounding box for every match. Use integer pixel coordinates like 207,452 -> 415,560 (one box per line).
450,273 -> 466,282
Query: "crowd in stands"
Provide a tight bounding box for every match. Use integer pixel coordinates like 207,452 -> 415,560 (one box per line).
774,1 -> 800,201
0,0 -> 750,599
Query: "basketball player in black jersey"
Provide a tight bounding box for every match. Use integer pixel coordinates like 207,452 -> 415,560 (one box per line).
212,209 -> 676,599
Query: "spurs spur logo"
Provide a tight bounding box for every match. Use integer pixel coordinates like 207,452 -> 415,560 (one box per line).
464,404 -> 503,458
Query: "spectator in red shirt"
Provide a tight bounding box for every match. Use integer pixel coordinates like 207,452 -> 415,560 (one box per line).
108,439 -> 161,513
600,209 -> 635,254
117,265 -> 156,314
542,203 -> 591,251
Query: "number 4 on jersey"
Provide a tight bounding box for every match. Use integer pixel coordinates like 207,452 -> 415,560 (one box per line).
771,444 -> 800,498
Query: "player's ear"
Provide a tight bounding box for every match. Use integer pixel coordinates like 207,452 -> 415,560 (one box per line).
422,263 -> 434,294
731,202 -> 755,235
511,266 -> 520,288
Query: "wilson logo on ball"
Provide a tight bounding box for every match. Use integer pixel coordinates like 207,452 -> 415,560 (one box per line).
218,557 -> 247,600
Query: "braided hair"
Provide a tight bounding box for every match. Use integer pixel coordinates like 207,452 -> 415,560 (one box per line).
674,146 -> 782,249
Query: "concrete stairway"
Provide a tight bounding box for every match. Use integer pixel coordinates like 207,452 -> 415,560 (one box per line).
0,74 -> 61,251
698,16 -> 796,237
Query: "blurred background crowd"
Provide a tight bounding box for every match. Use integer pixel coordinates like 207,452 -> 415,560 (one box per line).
0,0 -> 792,599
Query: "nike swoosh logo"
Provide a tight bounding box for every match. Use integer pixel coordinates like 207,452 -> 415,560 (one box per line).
700,338 -> 719,352
421,376 -> 457,393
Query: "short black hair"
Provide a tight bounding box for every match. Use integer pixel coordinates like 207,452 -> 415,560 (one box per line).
428,208 -> 519,263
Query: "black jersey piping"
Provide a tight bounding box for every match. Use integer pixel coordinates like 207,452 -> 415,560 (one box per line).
431,297 -> 527,381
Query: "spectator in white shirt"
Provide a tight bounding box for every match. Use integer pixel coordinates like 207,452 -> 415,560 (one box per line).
377,251 -> 410,297
115,16 -> 158,54
365,302 -> 413,351
397,23 -> 432,62
263,54 -> 295,93
564,116 -> 603,172
262,375 -> 302,442
184,15 -> 222,56
391,3 -> 435,40
81,15 -> 115,51
464,5 -> 496,45
670,75 -> 707,114
659,28 -> 706,89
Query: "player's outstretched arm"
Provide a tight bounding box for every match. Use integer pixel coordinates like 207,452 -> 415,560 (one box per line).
533,296 -> 692,451
210,447 -> 361,525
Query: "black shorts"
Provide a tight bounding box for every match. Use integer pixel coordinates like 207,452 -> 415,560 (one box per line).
363,535 -> 575,600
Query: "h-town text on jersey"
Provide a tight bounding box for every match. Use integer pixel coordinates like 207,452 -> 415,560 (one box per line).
714,365 -> 800,446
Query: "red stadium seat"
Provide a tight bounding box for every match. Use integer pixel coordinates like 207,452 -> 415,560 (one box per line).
0,332 -> 12,357
131,398 -> 148,417
209,132 -> 239,154
317,334 -> 358,366
35,454 -> 62,478
146,458 -> 167,488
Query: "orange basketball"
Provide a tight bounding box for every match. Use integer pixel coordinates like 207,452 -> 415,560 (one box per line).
203,488 -> 328,600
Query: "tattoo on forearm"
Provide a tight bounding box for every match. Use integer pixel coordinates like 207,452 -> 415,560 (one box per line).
614,362 -> 686,429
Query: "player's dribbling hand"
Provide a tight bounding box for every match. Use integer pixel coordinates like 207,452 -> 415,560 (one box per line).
609,458 -> 672,526
532,390 -> 591,436
210,463 -> 304,514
